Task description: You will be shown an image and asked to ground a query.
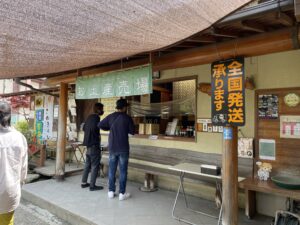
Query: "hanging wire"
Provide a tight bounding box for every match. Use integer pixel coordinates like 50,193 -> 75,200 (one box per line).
238,128 -> 245,138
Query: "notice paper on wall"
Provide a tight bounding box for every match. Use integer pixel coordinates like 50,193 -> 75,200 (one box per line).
280,115 -> 300,139
238,138 -> 253,158
259,139 -> 276,160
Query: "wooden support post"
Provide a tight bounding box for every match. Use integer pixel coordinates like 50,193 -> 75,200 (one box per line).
222,126 -> 238,225
38,144 -> 46,167
245,189 -> 256,219
55,82 -> 68,181
296,0 -> 300,22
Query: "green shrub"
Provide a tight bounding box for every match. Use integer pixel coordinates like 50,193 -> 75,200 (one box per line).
15,120 -> 34,144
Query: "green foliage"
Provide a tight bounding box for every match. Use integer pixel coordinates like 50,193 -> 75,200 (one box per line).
15,120 -> 34,144
15,120 -> 29,133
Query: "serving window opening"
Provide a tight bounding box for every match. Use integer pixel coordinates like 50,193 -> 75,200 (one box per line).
128,78 -> 196,141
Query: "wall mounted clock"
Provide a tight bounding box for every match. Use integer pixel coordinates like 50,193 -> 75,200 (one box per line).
284,93 -> 300,107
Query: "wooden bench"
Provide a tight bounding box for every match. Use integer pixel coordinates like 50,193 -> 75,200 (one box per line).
239,177 -> 300,219
101,145 -> 253,191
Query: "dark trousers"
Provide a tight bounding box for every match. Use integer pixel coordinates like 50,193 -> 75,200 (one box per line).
81,145 -> 101,187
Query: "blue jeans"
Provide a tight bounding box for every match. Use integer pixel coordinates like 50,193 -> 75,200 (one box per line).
81,145 -> 101,187
108,152 -> 129,194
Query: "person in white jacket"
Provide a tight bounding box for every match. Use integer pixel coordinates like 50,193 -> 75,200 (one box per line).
0,101 -> 28,225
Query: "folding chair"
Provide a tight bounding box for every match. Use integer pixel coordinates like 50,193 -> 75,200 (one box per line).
274,210 -> 300,225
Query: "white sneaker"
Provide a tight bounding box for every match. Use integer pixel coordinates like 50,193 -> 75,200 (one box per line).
119,193 -> 131,201
108,191 -> 115,199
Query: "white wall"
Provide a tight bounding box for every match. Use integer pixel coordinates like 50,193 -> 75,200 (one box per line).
0,79 -> 13,94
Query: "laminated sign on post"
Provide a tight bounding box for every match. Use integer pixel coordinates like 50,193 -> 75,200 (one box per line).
211,58 -> 245,126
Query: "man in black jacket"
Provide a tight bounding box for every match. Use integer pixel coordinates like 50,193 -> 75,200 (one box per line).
81,103 -> 104,191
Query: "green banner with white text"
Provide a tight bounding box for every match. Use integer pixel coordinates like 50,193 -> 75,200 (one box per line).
76,65 -> 152,99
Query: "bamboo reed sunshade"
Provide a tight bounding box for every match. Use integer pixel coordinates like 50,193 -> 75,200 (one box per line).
0,0 -> 250,79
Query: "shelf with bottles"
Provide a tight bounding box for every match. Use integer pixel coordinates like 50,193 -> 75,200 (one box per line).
174,125 -> 196,138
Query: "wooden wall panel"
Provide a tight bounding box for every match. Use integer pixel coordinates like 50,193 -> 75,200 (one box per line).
257,120 -> 279,138
255,87 -> 300,177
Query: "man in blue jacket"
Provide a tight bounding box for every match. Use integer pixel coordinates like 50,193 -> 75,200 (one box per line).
98,98 -> 134,200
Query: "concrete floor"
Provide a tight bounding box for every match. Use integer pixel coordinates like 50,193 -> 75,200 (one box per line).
22,175 -> 273,225
34,159 -> 84,177
15,199 -> 71,225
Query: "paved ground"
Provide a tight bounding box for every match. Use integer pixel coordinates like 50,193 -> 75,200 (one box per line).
22,175 -> 273,225
34,159 -> 84,177
15,199 -> 70,225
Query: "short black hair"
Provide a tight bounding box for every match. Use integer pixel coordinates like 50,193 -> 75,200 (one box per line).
94,102 -> 103,113
0,101 -> 11,127
116,99 -> 129,110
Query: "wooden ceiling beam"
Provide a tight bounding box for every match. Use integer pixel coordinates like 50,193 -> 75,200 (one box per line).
241,20 -> 266,33
160,49 -> 175,52
276,12 -> 294,26
153,86 -> 170,93
174,44 -> 199,48
129,55 -> 147,58
207,27 -> 238,38
186,36 -> 216,43
46,58 -> 149,85
164,47 -> 190,51
154,27 -> 300,71
0,87 -> 60,97
46,27 -> 300,85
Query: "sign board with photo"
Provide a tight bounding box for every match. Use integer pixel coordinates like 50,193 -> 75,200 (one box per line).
258,94 -> 278,119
